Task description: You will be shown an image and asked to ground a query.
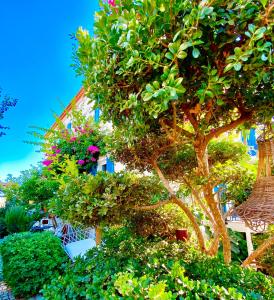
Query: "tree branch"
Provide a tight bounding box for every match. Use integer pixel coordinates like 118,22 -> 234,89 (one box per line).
205,112 -> 252,144
133,199 -> 172,211
242,235 -> 274,267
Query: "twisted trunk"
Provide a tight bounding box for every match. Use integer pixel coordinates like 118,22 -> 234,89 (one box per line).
195,142 -> 231,263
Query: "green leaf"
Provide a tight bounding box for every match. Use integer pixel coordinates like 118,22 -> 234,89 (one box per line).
168,42 -> 180,54
248,24 -> 255,33
245,31 -> 251,38
260,0 -> 268,7
217,99 -> 224,105
165,52 -> 173,60
224,63 -> 234,73
192,48 -> 200,58
177,51 -> 187,59
261,53 -> 268,61
233,62 -> 242,71
173,30 -> 182,42
146,84 -> 154,93
254,27 -> 266,40
234,47 -> 242,56
179,41 -> 192,51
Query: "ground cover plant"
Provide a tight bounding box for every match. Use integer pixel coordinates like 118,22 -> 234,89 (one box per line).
0,231 -> 67,298
76,0 -> 274,264
42,227 -> 274,299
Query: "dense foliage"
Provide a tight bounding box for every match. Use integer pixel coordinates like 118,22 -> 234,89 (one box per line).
77,0 -> 273,133
0,231 -> 67,298
42,228 -> 274,299
0,87 -> 17,137
49,168 -> 167,227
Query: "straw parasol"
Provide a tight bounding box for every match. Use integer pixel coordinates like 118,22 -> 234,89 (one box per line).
235,136 -> 274,232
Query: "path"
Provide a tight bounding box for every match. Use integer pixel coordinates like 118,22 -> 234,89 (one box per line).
0,257 -> 14,300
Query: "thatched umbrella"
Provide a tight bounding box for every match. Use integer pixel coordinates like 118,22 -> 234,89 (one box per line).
235,138 -> 274,232
234,135 -> 274,266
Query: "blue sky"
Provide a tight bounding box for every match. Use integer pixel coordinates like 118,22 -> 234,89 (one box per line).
0,0 -> 99,181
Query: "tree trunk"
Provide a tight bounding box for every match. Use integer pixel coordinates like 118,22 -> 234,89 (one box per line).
195,144 -> 231,263
96,226 -> 102,245
173,197 -> 206,252
242,235 -> 274,267
207,233 -> 220,256
151,160 -> 206,252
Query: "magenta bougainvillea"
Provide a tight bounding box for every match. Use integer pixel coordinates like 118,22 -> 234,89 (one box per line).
43,123 -> 106,173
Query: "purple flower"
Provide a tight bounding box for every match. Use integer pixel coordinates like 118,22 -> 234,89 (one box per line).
51,146 -> 57,150
87,145 -> 99,153
77,159 -> 85,165
42,160 -> 53,167
55,149 -> 61,154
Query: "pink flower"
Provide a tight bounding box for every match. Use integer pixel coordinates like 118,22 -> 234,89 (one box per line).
70,137 -> 77,142
87,145 -> 99,153
77,159 -> 85,165
91,157 -> 97,162
108,0 -> 115,7
51,146 -> 57,150
55,149 -> 61,154
42,160 -> 53,167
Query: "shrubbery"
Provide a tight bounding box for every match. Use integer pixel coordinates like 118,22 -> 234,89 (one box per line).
4,206 -> 32,233
0,231 -> 67,298
42,228 -> 273,299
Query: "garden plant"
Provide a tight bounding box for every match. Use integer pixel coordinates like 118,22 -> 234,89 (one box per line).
75,0 -> 273,263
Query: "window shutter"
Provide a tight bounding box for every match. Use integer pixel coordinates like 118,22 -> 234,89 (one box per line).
90,164 -> 98,176
106,158 -> 115,173
94,108 -> 100,123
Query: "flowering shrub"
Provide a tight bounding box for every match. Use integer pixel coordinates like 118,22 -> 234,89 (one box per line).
43,122 -> 106,174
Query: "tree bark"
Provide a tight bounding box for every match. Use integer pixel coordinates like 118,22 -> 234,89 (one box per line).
242,235 -> 274,267
195,144 -> 231,263
172,197 -> 206,252
96,226 -> 102,245
151,160 -> 206,252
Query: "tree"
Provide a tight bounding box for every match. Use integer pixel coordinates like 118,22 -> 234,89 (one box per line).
0,88 -> 17,137
76,0 -> 273,263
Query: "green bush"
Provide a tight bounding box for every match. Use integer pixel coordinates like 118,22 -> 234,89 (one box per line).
0,231 -> 67,298
4,206 -> 32,233
0,217 -> 8,238
42,227 -> 273,299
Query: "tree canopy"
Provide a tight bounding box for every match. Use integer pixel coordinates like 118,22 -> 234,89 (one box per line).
75,0 -> 273,263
